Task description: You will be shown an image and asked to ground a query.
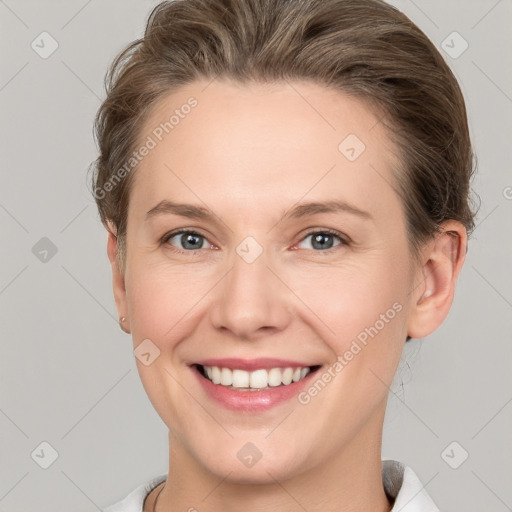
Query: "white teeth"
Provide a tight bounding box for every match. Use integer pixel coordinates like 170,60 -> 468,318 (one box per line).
220,367 -> 232,386
282,367 -> 293,385
250,369 -> 268,388
232,369 -> 250,388
201,365 -> 313,390
268,368 -> 283,387
211,366 -> 221,384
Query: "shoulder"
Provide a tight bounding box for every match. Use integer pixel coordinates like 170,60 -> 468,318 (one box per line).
383,460 -> 440,512
102,474 -> 167,512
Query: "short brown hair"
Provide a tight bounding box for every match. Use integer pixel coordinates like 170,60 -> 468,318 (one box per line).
88,0 -> 476,274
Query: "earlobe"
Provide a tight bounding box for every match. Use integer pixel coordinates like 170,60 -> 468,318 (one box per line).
106,222 -> 131,334
407,221 -> 467,339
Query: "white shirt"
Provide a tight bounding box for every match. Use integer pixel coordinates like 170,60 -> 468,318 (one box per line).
103,460 -> 439,512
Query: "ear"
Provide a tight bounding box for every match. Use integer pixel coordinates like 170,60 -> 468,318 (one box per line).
407,220 -> 467,339
106,221 -> 130,334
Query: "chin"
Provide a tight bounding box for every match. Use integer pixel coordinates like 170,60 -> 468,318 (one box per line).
194,441 -> 309,485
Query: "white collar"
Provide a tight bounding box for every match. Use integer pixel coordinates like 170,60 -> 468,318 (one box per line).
103,460 -> 439,511
383,460 -> 439,511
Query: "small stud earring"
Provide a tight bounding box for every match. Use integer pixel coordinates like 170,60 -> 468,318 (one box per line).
119,316 -> 129,333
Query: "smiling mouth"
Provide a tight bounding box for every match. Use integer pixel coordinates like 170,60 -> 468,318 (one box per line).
194,364 -> 321,391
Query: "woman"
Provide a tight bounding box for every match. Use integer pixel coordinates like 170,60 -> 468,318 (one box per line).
90,0 -> 475,510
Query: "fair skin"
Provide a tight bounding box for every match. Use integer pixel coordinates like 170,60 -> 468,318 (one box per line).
106,79 -> 466,512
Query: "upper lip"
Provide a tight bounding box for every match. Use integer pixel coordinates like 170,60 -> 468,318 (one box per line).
191,358 -> 317,371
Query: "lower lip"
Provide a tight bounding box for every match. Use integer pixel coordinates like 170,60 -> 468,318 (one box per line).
192,366 -> 318,412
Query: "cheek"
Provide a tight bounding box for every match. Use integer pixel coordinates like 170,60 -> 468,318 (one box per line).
283,253 -> 411,408
125,260 -> 216,342
289,263 -> 408,435
283,255 -> 410,348
124,263 -> 208,428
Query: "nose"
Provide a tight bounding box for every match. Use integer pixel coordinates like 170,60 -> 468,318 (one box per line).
209,250 -> 292,341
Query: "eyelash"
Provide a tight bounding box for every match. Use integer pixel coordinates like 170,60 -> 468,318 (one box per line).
160,228 -> 348,254
295,228 -> 349,251
160,229 -> 215,254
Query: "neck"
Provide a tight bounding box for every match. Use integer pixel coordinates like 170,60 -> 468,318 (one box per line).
154,410 -> 392,512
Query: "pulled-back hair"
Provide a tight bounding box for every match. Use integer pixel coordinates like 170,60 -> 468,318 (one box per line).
89,0 -> 476,274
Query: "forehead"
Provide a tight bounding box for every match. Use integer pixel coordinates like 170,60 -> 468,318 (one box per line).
129,79 -> 401,224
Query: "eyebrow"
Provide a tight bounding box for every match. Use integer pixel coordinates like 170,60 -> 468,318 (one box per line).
145,200 -> 211,221
281,200 -> 372,221
145,199 -> 372,222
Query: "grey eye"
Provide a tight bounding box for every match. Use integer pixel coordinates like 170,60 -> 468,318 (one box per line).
168,232 -> 207,250
297,232 -> 342,250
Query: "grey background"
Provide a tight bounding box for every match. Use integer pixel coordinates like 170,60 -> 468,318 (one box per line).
0,0 -> 511,511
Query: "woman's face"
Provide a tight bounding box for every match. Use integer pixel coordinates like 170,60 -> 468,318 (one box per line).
115,79 -> 422,482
